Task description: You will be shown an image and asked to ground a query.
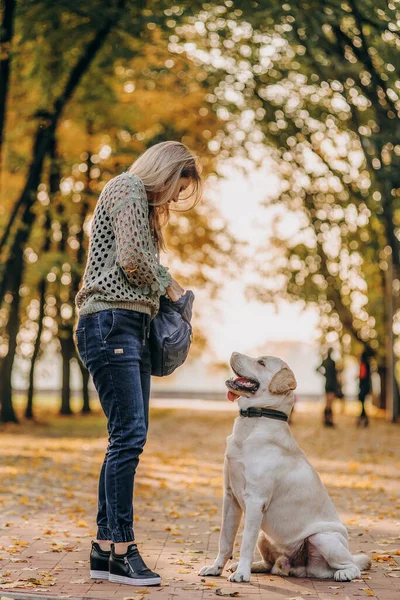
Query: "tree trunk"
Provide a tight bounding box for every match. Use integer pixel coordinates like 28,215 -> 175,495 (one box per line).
78,360 -> 91,413
0,3 -> 126,259
59,331 -> 75,415
75,120 -> 93,415
25,278 -> 47,419
0,256 -> 22,423
376,366 -> 387,410
0,154 -> 41,419
384,252 -> 399,422
393,375 -> 400,423
0,0 -> 16,180
0,109 -> 56,270
0,295 -> 19,422
0,9 -> 126,422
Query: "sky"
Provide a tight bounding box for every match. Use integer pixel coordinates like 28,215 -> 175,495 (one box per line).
196,158 -> 319,363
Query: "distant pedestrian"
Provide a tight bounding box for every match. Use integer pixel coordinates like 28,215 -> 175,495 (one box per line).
336,360 -> 346,413
357,351 -> 372,428
316,348 -> 338,427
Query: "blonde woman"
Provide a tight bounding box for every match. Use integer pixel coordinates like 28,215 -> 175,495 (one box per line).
74,141 -> 202,586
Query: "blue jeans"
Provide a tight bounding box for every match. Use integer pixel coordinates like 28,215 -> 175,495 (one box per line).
75,308 -> 152,543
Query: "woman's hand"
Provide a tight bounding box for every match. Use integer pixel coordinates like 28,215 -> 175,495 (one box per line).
166,278 -> 185,302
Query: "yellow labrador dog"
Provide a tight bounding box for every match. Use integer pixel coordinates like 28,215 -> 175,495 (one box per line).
199,352 -> 371,583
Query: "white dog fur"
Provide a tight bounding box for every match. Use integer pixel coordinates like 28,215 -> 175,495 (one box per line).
199,352 -> 371,583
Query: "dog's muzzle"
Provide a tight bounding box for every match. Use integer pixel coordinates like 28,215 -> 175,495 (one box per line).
225,376 -> 259,401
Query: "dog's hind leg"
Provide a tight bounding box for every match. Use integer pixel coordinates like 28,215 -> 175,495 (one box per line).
307,532 -> 360,581
228,548 -> 273,573
228,560 -> 271,574
352,553 -> 371,571
271,555 -> 291,576
230,531 -> 282,574
251,560 -> 273,573
199,461 -> 242,577
228,533 -> 287,575
258,531 -> 282,569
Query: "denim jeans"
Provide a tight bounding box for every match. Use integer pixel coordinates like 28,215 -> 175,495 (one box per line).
75,308 -> 152,543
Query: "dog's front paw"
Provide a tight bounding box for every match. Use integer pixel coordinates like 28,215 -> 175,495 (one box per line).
227,561 -> 238,573
199,564 -> 223,577
228,568 -> 251,583
334,566 -> 360,582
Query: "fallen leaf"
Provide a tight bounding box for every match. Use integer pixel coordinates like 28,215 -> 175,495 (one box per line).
9,558 -> 27,563
329,586 -> 343,589
76,520 -> 88,528
1,582 -> 28,589
215,589 -> 240,597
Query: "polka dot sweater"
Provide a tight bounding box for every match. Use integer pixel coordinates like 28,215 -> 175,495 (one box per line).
75,172 -> 172,318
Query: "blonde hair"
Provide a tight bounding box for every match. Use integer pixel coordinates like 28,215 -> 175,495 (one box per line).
129,141 -> 202,250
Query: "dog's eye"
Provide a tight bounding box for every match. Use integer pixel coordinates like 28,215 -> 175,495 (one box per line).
258,360 -> 266,367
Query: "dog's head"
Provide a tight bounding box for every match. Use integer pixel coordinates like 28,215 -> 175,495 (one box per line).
226,352 -> 297,413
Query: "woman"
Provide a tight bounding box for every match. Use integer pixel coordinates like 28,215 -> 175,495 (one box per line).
74,141 -> 202,586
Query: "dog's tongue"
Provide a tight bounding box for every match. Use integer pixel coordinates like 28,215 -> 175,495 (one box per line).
227,390 -> 239,402
227,377 -> 248,402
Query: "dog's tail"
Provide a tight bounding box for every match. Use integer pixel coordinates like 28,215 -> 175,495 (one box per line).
352,553 -> 371,571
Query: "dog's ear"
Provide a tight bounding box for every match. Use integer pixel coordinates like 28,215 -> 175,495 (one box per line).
269,368 -> 297,395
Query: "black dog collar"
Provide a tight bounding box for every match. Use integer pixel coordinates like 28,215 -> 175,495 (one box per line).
239,407 -> 288,421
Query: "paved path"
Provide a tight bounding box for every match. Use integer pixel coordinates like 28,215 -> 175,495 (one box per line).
0,402 -> 399,600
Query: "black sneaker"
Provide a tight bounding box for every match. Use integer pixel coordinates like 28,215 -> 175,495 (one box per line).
90,541 -> 110,580
109,543 -> 161,586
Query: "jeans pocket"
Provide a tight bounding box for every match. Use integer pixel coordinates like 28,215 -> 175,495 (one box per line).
98,309 -> 117,344
74,327 -> 87,366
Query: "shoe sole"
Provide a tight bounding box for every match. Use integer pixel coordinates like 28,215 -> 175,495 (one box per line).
90,570 -> 109,580
109,573 -> 161,586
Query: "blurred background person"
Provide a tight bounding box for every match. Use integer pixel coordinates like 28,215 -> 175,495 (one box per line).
357,351 -> 372,428
316,348 -> 338,427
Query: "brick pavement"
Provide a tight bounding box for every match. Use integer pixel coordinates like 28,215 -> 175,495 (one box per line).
0,402 -> 399,600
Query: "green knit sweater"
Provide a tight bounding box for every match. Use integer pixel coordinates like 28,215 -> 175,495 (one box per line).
75,172 -> 172,318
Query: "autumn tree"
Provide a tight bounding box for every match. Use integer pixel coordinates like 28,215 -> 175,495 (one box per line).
179,1 -> 399,415
0,1 -> 241,421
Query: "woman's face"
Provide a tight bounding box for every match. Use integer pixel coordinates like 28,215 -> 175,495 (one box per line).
169,177 -> 191,204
